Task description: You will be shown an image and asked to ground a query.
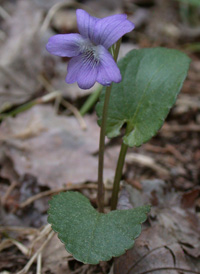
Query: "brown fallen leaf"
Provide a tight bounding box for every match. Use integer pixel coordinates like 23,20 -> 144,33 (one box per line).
42,234 -> 71,274
0,105 -> 115,188
114,181 -> 200,274
0,0 -> 44,111
181,188 -> 200,209
114,224 -> 200,274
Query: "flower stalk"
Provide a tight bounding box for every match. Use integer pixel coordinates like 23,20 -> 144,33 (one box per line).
97,38 -> 122,212
97,83 -> 112,212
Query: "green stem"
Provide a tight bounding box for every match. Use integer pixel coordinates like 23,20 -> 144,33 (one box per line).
111,142 -> 128,210
80,85 -> 102,116
111,123 -> 131,210
97,38 -> 122,212
97,84 -> 112,212
97,39 -> 121,212
0,100 -> 37,121
113,37 -> 122,62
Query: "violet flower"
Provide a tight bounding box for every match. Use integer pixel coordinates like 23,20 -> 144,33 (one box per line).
46,9 -> 134,89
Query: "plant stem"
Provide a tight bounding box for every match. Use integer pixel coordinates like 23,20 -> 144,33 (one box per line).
111,123 -> 132,210
97,38 -> 122,212
97,84 -> 112,212
0,100 -> 37,121
113,37 -> 122,62
111,141 -> 128,210
80,85 -> 102,116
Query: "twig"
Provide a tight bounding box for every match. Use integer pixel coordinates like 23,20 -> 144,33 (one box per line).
144,144 -> 187,163
37,75 -> 54,93
1,181 -> 17,206
17,230 -> 54,274
166,144 -> 188,163
0,226 -> 38,235
10,239 -> 29,256
40,1 -> 88,33
0,239 -> 13,252
138,267 -> 200,274
162,123 -> 200,132
61,99 -> 87,130
36,253 -> 42,274
19,184 -> 100,208
29,224 -> 52,255
38,75 -> 87,130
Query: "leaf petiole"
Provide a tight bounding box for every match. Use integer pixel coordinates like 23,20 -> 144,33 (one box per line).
111,123 -> 132,210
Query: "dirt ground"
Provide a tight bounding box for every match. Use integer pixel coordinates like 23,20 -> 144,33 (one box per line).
0,0 -> 199,273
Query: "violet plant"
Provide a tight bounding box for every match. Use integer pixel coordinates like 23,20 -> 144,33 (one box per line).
46,9 -> 190,264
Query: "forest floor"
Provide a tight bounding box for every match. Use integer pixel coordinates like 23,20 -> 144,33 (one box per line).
0,0 -> 199,273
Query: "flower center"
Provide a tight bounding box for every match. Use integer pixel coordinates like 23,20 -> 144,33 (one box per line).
79,40 -> 100,67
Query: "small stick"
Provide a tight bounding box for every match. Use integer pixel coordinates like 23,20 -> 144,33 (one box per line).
38,75 -> 87,130
17,230 -> 54,274
36,253 -> 42,274
1,181 -> 17,206
163,123 -> 200,132
61,99 -> 87,130
19,184 -> 99,208
40,1 -> 90,33
0,226 -> 38,234
29,224 -> 52,254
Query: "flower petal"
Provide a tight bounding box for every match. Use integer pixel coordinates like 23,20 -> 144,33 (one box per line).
76,9 -> 99,40
65,56 -> 81,84
66,55 -> 98,89
46,34 -> 84,57
92,14 -> 134,49
96,46 -> 121,85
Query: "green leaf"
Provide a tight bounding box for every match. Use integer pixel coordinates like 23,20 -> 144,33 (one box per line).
176,0 -> 200,6
96,47 -> 190,147
48,191 -> 150,264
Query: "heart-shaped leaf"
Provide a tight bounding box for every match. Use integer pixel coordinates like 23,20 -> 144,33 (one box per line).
96,47 -> 190,147
48,191 -> 150,264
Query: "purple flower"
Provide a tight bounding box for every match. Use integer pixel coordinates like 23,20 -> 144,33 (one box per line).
46,9 -> 134,89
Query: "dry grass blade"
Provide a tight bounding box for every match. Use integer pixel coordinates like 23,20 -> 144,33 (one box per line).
40,1 -> 91,33
29,224 -> 52,254
19,183 -> 98,208
39,75 -> 87,130
17,230 -> 55,274
61,99 -> 87,130
0,226 -> 38,235
1,182 -> 17,206
36,253 -> 42,274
